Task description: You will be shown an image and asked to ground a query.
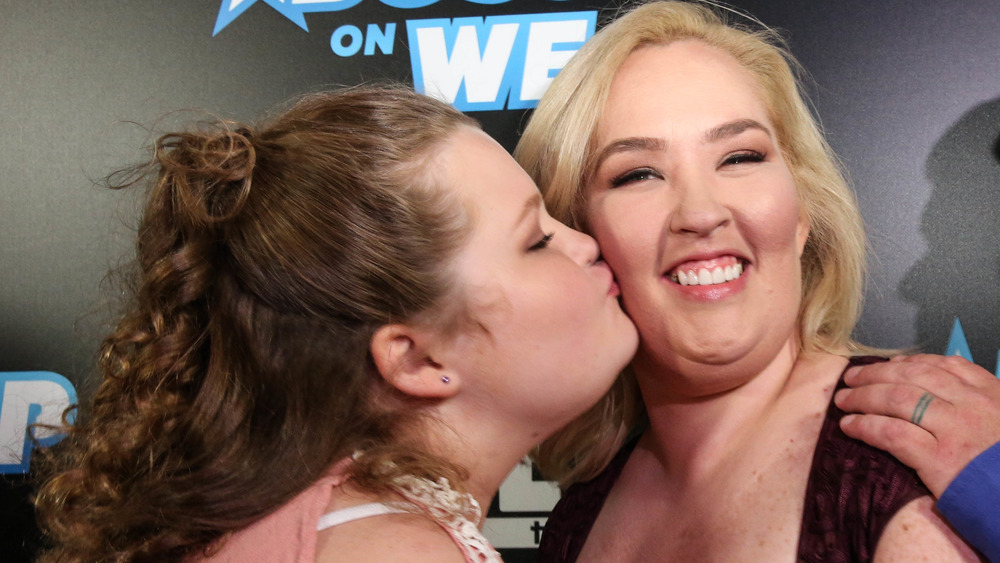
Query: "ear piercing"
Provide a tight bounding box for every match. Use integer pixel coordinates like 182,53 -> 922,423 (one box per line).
441,376 -> 451,384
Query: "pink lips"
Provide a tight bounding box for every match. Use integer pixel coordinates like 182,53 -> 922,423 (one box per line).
593,261 -> 620,296
663,251 -> 749,300
609,277 -> 621,297
665,251 -> 743,275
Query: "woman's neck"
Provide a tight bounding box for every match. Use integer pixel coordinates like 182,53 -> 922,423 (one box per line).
430,404 -> 546,527
456,446 -> 525,525
632,337 -> 812,482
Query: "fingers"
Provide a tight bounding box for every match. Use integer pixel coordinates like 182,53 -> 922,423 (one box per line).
891,354 -> 995,387
838,413 -> 950,496
835,384 -> 955,434
845,355 -> 1000,420
843,357 -> 970,401
838,356 -> 1000,498
910,391 -> 934,425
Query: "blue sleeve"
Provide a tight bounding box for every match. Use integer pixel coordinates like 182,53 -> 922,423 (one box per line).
937,440 -> 1000,562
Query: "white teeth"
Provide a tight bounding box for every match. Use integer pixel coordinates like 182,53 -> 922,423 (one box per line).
711,267 -> 725,284
672,261 -> 744,286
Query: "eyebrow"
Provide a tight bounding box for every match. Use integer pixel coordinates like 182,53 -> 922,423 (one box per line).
591,137 -> 667,175
516,192 -> 542,228
704,118 -> 771,143
591,119 -> 773,173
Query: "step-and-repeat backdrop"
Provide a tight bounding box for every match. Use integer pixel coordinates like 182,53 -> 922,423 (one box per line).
3,1 -> 998,560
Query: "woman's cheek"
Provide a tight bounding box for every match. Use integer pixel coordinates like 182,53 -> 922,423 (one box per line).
591,196 -> 636,259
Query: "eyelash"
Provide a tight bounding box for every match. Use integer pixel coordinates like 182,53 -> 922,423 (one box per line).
722,150 -> 766,166
608,149 -> 767,188
529,233 -> 554,251
610,167 -> 661,188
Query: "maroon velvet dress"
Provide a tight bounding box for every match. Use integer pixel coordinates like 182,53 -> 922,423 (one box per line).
538,357 -> 929,562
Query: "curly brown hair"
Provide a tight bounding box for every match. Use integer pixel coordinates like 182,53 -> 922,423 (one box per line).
34,85 -> 480,562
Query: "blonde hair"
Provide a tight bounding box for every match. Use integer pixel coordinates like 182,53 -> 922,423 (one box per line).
516,1 -> 870,485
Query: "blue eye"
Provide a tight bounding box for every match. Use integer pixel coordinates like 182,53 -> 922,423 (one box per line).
610,167 -> 662,188
529,233 -> 554,251
722,151 -> 765,166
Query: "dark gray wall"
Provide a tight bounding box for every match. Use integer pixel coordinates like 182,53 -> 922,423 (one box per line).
734,0 -> 1000,363
2,1 -> 998,560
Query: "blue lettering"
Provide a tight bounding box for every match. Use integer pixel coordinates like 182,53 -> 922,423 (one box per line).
381,0 -> 440,8
331,25 -> 364,56
214,0 -> 365,35
947,317 -> 973,360
0,372 -> 76,474
213,0 -> 540,35
946,317 -> 1000,376
364,23 -> 397,55
407,12 -> 595,111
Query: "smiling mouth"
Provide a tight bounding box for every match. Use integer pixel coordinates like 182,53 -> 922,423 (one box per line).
668,257 -> 746,287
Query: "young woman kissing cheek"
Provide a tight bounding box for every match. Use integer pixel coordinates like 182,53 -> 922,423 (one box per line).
432,127 -> 638,448
585,41 -> 810,399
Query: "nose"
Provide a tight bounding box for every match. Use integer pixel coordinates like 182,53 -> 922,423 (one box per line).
668,176 -> 730,237
558,223 -> 601,266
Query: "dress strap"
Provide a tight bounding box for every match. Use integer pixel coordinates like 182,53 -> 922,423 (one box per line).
390,475 -> 503,562
316,502 -> 409,531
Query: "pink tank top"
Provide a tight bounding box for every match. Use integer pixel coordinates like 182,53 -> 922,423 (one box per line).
196,459 -> 501,562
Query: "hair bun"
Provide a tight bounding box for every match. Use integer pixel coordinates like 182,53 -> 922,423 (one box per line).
155,122 -> 256,227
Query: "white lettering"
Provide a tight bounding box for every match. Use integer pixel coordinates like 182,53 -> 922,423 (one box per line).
414,22 -> 518,104
520,19 -> 589,102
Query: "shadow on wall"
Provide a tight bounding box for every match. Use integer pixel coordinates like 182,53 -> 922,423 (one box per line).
899,97 -> 1000,370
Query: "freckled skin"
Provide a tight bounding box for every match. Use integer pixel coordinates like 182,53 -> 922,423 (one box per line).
574,41 -> 979,563
316,128 -> 638,563
587,42 -> 809,399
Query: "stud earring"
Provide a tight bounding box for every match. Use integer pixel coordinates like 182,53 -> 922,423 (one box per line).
441,376 -> 451,384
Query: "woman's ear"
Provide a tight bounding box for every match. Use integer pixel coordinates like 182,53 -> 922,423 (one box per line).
796,212 -> 811,257
370,324 -> 459,399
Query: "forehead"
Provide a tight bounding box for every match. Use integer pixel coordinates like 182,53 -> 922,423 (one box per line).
599,40 -> 771,141
435,127 -> 535,313
436,126 -> 538,226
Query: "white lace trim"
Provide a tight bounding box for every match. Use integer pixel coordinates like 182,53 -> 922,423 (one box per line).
390,474 -> 502,563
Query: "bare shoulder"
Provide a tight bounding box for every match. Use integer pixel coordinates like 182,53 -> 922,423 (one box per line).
874,496 -> 983,562
315,511 -> 467,563
786,350 -> 851,397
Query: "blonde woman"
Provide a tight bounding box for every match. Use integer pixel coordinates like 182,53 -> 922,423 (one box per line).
516,2 -> 986,561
